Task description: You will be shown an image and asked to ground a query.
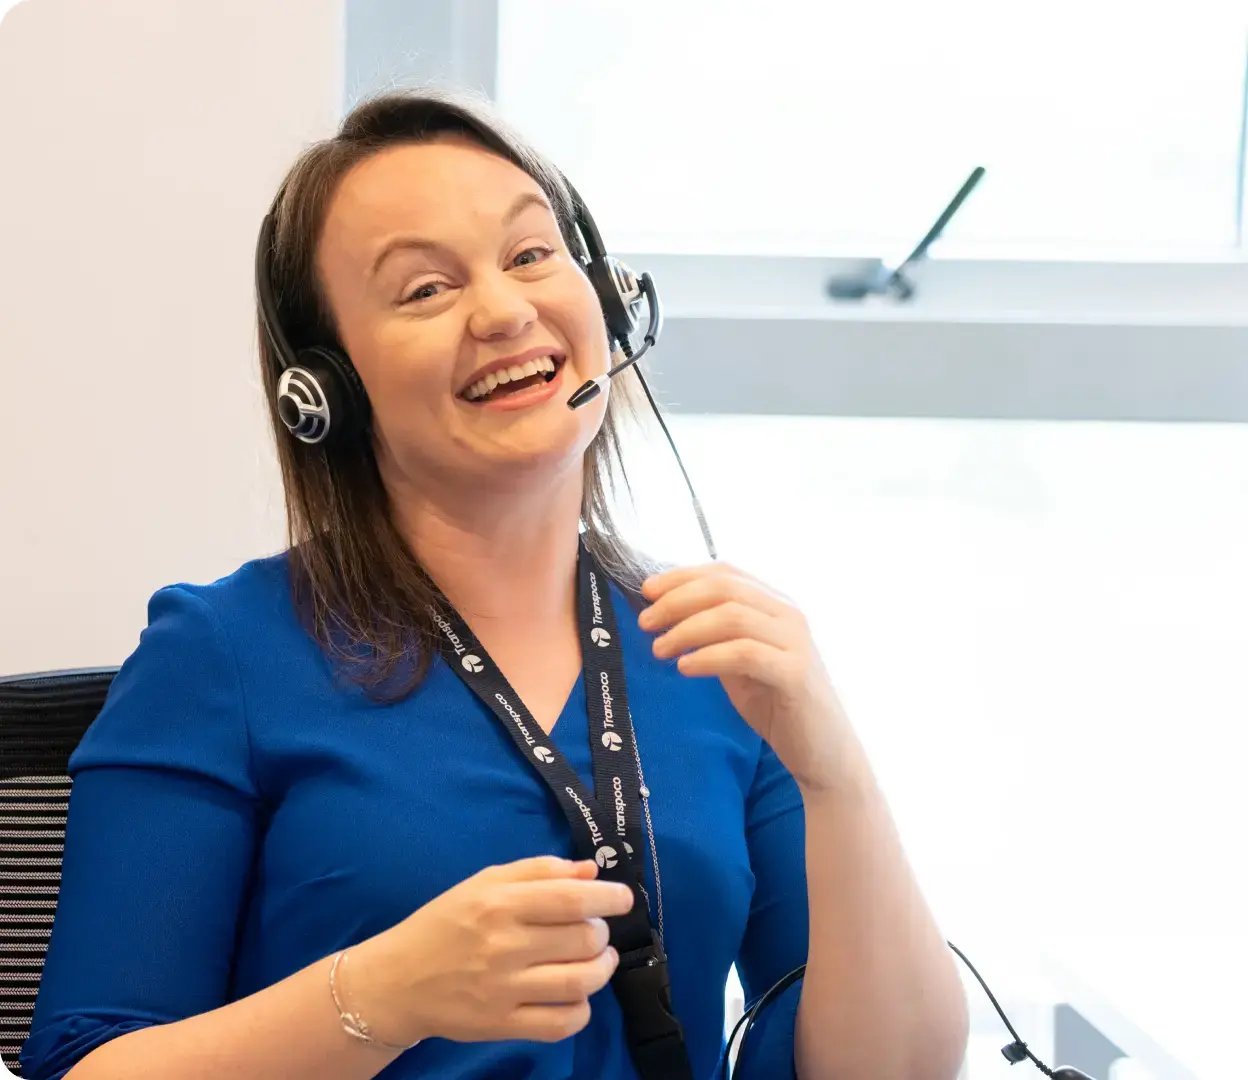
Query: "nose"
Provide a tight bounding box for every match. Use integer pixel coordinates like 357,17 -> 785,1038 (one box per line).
466,268 -> 538,341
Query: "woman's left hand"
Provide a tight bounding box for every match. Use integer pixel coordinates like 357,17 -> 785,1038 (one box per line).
638,561 -> 857,795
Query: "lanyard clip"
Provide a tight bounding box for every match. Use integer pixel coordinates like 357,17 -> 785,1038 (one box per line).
611,928 -> 680,1042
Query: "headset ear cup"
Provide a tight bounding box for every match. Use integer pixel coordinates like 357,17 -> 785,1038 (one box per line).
586,254 -> 643,349
276,366 -> 331,445
276,345 -> 369,446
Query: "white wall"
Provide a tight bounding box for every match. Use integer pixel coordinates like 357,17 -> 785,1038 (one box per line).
0,0 -> 344,674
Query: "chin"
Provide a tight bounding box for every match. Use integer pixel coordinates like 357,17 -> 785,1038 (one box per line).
524,421 -> 600,468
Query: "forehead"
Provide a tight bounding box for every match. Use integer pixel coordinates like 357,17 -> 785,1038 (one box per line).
323,137 -> 547,256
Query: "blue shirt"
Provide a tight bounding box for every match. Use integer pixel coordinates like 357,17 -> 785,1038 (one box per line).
22,551 -> 809,1079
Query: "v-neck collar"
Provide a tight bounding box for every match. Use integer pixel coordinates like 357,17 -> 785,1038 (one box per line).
549,666 -> 586,748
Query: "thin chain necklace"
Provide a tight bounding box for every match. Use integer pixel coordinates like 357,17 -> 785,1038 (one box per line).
630,726 -> 666,949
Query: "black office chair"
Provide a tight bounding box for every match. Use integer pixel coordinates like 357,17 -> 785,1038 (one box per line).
0,668 -> 118,1077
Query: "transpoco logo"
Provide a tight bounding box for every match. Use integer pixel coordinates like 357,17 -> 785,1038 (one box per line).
461,655 -> 483,673
429,608 -> 467,656
590,627 -> 612,647
599,671 -> 616,730
611,775 -> 626,836
595,846 -> 619,869
589,571 -> 604,625
601,731 -> 622,751
533,746 -> 554,763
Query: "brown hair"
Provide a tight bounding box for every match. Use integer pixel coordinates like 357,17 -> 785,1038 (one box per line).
258,85 -> 664,704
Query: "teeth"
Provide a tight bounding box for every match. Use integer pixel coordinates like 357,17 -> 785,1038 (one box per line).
464,355 -> 558,400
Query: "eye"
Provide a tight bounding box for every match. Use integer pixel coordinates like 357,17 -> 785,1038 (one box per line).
400,247 -> 555,305
401,281 -> 444,305
512,245 -> 554,267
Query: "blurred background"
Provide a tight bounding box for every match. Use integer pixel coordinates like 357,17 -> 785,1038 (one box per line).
2,1 -> 1247,1077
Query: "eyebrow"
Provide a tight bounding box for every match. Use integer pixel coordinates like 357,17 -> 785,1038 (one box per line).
367,191 -> 554,280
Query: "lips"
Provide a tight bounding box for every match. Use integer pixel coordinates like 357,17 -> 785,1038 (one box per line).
461,355 -> 567,412
456,347 -> 567,399
462,355 -> 564,404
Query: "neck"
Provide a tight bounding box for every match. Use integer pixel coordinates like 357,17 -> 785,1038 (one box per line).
393,460 -> 585,628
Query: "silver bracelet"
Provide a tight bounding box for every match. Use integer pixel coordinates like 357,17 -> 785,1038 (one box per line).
329,948 -> 422,1052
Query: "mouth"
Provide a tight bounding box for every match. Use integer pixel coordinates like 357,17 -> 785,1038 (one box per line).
458,354 -> 567,408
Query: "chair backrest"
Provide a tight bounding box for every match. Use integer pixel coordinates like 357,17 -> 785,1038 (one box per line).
0,668 -> 118,1077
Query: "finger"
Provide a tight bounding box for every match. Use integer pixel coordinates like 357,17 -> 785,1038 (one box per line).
507,878 -> 636,925
514,917 -> 612,965
486,855 -> 594,884
641,561 -> 729,599
511,947 -> 620,1005
510,1001 -> 593,1043
674,637 -> 785,681
640,574 -> 790,634
642,561 -> 780,603
651,602 -> 788,662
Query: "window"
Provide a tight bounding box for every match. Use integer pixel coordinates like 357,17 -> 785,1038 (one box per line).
498,0 -> 1248,258
346,0 -> 1248,418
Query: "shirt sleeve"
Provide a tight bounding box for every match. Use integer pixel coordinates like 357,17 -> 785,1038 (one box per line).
20,585 -> 263,1080
726,739 -> 810,1080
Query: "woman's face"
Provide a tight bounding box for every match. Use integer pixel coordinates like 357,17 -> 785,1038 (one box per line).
315,136 -> 611,495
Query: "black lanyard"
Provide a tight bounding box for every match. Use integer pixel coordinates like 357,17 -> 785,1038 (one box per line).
429,537 -> 694,1079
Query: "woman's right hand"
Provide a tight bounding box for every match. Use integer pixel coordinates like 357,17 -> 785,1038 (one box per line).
343,855 -> 637,1046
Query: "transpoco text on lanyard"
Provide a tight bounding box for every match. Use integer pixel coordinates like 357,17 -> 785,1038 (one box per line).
429,536 -> 694,1080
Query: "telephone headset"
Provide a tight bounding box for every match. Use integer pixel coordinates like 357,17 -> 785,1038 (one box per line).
255,174 -> 1094,1080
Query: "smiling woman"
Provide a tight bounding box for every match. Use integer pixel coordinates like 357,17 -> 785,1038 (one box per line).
18,85 -> 832,1080
257,88 -> 663,704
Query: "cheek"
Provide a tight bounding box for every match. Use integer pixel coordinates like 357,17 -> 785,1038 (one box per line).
355,328 -> 452,422
557,285 -> 611,364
